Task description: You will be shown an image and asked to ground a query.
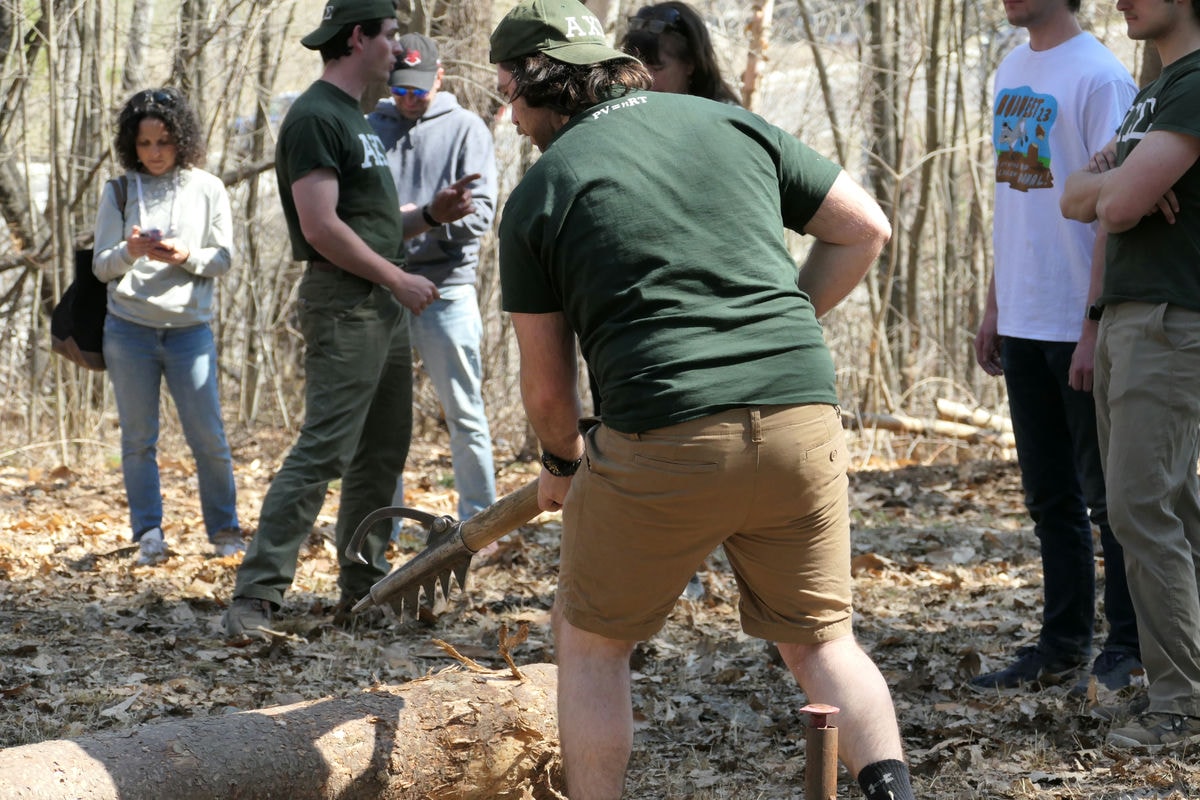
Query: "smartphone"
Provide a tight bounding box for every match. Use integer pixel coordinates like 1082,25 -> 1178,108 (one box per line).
142,228 -> 163,242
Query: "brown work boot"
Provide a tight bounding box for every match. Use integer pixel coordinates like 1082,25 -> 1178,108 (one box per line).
1090,690 -> 1150,724
223,597 -> 274,639
1107,712 -> 1200,752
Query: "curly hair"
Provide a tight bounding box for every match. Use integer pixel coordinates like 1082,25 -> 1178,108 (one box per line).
115,87 -> 206,171
620,2 -> 740,105
499,54 -> 652,118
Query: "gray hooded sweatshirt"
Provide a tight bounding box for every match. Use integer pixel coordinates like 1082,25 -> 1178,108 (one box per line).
366,91 -> 497,287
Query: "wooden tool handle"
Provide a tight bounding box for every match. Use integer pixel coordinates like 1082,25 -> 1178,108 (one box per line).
460,480 -> 542,552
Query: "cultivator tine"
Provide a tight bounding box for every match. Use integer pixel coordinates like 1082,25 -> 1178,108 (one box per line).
452,560 -> 470,591
352,480 -> 542,619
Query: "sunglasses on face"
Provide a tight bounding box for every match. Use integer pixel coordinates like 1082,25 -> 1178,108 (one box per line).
627,7 -> 682,34
391,86 -> 429,98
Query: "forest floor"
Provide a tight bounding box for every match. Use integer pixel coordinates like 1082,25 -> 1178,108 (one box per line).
1,427 -> 1197,799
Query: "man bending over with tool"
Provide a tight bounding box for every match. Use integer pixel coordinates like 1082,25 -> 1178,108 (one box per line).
489,0 -> 917,797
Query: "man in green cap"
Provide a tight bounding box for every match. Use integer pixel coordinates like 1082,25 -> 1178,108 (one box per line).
489,1 -> 918,798
225,0 -> 439,636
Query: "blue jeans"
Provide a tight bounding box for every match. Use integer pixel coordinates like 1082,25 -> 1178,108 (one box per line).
1002,337 -> 1139,660
394,283 -> 495,519
102,314 -> 238,541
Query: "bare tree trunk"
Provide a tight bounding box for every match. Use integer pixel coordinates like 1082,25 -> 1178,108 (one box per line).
901,0 -> 945,374
863,0 -> 900,413
585,0 -> 616,32
237,22 -> 275,423
121,0 -> 155,95
0,1 -> 14,55
1138,42 -> 1161,87
0,664 -> 562,800
796,0 -> 846,165
740,0 -> 772,111
173,0 -> 208,112
436,0 -> 497,119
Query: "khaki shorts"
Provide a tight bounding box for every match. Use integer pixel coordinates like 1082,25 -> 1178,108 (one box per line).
560,403 -> 854,643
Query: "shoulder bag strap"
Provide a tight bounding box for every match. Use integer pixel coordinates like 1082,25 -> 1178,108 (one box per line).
109,175 -> 129,221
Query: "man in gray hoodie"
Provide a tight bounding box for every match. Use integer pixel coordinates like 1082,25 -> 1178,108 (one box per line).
367,33 -> 498,522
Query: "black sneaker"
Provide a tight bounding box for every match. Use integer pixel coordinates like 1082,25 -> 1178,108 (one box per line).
969,645 -> 1084,690
1070,649 -> 1144,697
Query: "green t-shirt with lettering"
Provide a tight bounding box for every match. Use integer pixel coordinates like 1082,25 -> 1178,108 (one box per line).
275,80 -> 405,266
499,90 -> 842,434
1104,49 -> 1200,310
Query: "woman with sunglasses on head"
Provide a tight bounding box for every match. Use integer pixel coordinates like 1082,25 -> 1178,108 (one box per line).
621,1 -> 741,104
92,87 -> 242,566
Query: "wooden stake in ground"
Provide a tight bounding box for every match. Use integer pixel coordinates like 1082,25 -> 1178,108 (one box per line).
0,664 -> 562,800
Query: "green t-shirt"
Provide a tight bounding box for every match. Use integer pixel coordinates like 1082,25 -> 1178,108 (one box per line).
275,80 -> 405,265
1103,49 -> 1200,311
499,90 -> 842,434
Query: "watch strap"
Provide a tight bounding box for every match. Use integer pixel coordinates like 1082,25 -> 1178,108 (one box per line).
540,450 -> 582,477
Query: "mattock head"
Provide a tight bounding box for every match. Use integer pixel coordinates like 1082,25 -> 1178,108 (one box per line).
358,519 -> 476,618
344,504 -> 445,565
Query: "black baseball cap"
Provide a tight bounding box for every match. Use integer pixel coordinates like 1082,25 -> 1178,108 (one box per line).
302,0 -> 397,50
390,33 -> 441,90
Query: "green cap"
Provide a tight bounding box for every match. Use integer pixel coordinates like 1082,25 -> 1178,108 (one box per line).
489,0 -> 635,65
301,0 -> 397,50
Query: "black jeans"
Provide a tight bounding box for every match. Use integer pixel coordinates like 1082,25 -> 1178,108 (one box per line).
1002,336 -> 1139,660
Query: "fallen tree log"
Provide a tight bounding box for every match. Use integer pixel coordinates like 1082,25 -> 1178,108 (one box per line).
934,398 -> 1013,433
1,663 -> 561,800
849,412 -> 1016,449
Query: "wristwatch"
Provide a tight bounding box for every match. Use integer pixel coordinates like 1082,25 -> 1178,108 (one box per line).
1086,303 -> 1104,322
540,449 -> 583,477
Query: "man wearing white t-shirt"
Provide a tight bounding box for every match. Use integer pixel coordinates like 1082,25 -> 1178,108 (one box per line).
972,0 -> 1140,694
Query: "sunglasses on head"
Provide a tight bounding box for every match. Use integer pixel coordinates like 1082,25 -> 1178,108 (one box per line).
627,7 -> 682,34
137,89 -> 173,107
391,86 -> 429,98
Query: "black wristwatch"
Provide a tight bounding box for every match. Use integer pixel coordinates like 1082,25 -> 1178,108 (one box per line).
1086,303 -> 1104,322
421,204 -> 439,227
540,450 -> 583,477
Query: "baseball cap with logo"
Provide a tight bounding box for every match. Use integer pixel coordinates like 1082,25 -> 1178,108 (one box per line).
301,0 -> 397,50
390,33 -> 441,90
489,0 -> 635,65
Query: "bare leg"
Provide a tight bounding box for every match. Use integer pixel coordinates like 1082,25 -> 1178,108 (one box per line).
776,634 -> 905,777
553,604 -> 639,800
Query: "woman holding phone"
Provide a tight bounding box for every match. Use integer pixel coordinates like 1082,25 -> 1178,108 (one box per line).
93,87 -> 241,565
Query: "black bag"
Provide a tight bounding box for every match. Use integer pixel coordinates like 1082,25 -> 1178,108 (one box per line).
50,176 -> 127,371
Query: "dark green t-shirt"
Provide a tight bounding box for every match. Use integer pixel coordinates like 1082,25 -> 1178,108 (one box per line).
1103,49 -> 1200,311
275,80 -> 405,266
499,90 -> 842,434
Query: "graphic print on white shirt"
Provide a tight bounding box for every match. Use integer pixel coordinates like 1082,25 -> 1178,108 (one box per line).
994,86 -> 1059,192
